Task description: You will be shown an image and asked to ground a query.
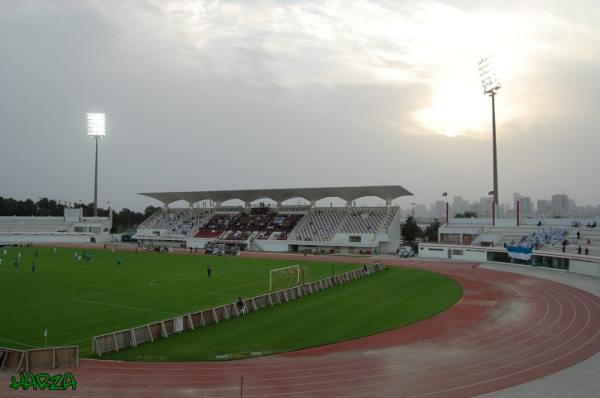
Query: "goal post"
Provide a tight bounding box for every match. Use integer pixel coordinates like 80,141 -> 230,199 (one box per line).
269,264 -> 300,291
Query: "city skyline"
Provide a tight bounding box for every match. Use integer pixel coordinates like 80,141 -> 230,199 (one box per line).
1,1 -> 599,211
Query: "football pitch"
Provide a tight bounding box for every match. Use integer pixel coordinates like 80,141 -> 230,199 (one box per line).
0,246 -> 462,361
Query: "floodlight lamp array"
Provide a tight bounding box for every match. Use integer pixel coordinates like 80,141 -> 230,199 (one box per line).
87,113 -> 106,137
478,57 -> 501,95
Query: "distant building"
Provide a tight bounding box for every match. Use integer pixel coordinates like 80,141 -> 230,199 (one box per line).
513,192 -> 534,218
551,194 -> 570,217
452,196 -> 468,215
537,199 -> 552,217
520,197 -> 534,217
414,204 -> 428,218
480,197 -> 493,218
431,200 -> 445,219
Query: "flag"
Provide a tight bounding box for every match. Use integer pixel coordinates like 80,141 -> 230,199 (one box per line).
43,328 -> 47,337
488,190 -> 495,195
442,192 -> 448,197
507,245 -> 533,261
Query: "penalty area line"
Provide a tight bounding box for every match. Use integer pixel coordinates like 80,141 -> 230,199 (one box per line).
69,297 -> 177,316
0,336 -> 36,348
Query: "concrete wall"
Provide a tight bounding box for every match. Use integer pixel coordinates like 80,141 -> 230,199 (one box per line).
570,259 -> 600,277
419,243 -> 600,277
0,234 -> 94,245
250,240 -> 289,252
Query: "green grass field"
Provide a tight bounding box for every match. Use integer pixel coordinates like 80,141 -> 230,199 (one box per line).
0,246 -> 462,361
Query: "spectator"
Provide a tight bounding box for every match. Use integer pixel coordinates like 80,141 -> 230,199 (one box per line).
585,247 -> 590,255
578,246 -> 582,255
236,296 -> 246,315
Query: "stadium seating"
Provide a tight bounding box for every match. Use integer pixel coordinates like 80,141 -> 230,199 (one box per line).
338,207 -> 397,234
196,209 -> 304,241
0,217 -> 75,234
295,209 -> 347,241
138,209 -> 209,236
505,228 -> 568,248
295,207 -> 397,241
452,222 -> 600,257
136,206 -> 403,248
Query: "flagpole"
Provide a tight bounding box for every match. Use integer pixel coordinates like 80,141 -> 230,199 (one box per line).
442,193 -> 449,225
445,202 -> 449,225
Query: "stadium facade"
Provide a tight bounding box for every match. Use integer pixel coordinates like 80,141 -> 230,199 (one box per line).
0,207 -> 112,245
134,185 -> 413,255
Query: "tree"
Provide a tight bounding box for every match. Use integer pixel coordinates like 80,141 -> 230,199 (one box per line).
401,216 -> 422,242
424,219 -> 441,242
144,206 -> 159,216
455,211 -> 478,218
0,195 -> 152,233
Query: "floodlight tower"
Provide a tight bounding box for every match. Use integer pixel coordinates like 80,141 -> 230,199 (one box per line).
87,113 -> 106,217
478,57 -> 501,205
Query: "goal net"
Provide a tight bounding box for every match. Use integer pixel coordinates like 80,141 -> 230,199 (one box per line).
269,264 -> 302,291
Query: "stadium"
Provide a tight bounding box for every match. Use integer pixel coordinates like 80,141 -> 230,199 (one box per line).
1,181 -> 600,397
2,2 -> 600,397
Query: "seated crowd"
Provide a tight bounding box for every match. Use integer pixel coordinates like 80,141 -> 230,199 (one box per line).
511,228 -> 568,249
196,207 -> 303,241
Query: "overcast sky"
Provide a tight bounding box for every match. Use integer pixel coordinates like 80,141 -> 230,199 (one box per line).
1,0 -> 599,211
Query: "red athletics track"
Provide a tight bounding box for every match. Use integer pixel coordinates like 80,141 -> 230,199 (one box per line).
2,256 -> 600,398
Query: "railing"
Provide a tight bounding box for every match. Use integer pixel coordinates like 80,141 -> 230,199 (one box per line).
0,346 -> 79,372
92,264 -> 383,357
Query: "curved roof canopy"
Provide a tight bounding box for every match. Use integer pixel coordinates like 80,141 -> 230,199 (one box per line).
139,185 -> 413,205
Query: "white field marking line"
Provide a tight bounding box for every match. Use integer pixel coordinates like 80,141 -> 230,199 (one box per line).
253,287 -> 543,382
275,283 -> 560,387
206,277 -> 267,298
250,284 -> 580,397
422,269 -> 558,351
397,286 -> 599,398
77,274 -> 598,386
88,272 -> 549,384
63,336 -> 93,346
442,283 -> 543,348
242,284 -> 553,386
73,267 -> 252,301
0,336 -> 36,348
207,280 -> 560,391
204,265 -> 352,299
235,300 -> 560,396
408,289 -> 599,397
70,297 -> 177,316
237,282 -> 550,383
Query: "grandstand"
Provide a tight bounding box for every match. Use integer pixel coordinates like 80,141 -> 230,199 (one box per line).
134,185 -> 411,254
0,207 -> 112,245
438,217 -> 600,258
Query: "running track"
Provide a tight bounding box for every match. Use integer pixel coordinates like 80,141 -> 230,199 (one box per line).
2,257 -> 600,397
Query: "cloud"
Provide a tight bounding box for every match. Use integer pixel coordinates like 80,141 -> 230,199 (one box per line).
0,0 -> 599,210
